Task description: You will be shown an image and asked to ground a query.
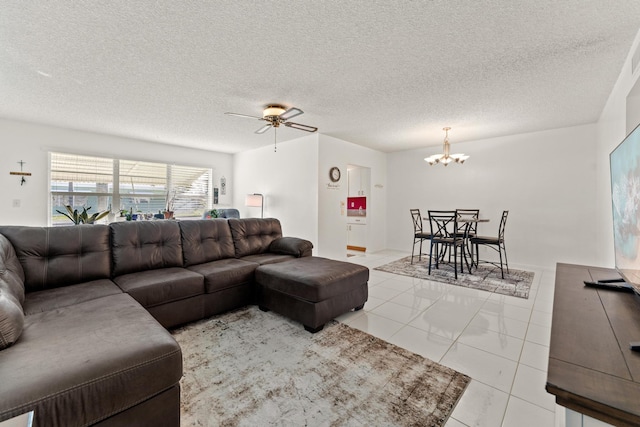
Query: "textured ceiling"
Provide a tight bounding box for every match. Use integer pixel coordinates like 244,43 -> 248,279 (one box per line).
1,1 -> 640,154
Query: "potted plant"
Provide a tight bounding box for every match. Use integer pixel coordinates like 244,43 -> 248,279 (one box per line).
56,205 -> 110,225
164,191 -> 176,219
205,209 -> 219,219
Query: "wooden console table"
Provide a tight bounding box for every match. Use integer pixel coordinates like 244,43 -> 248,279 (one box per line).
547,263 -> 640,426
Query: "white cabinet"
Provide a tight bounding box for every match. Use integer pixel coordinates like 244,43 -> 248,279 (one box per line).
348,168 -> 369,197
359,170 -> 369,197
347,224 -> 367,249
348,169 -> 360,197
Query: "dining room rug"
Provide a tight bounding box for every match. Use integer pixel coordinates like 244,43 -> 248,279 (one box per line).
374,256 -> 534,299
172,306 -> 470,427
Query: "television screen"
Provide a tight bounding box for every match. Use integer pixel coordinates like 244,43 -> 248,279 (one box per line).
611,123 -> 640,290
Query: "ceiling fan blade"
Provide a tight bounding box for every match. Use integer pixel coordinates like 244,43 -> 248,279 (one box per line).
279,107 -> 304,120
284,122 -> 318,133
255,124 -> 272,134
225,112 -> 263,120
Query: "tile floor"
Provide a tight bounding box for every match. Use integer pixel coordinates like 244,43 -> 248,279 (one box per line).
334,249 -> 560,427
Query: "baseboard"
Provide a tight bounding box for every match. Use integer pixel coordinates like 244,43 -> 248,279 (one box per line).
347,245 -> 366,252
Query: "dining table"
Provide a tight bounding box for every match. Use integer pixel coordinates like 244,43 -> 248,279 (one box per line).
422,215 -> 490,273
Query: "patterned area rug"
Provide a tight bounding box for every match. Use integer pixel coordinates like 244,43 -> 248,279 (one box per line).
172,306 -> 470,426
375,256 -> 534,299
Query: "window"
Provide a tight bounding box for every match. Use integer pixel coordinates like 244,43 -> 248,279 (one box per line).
50,152 -> 212,226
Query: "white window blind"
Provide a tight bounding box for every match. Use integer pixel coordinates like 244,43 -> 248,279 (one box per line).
51,153 -> 114,192
50,152 -> 212,225
51,153 -> 114,224
168,165 -> 211,217
119,159 -> 168,214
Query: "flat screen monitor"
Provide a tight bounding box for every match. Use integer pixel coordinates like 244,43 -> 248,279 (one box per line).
611,122 -> 640,292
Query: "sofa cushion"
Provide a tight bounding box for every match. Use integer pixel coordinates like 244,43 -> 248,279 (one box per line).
114,267 -> 204,308
111,221 -> 184,277
179,220 -> 235,266
23,279 -> 122,315
0,290 -> 23,350
240,253 -> 296,265
186,258 -> 258,293
0,234 -> 25,306
269,237 -> 314,258
0,293 -> 182,426
228,218 -> 283,258
0,225 -> 111,292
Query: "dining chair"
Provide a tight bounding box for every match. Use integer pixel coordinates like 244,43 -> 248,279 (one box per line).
455,208 -> 480,264
470,210 -> 509,278
455,209 -> 480,237
427,210 -> 469,279
410,209 -> 431,264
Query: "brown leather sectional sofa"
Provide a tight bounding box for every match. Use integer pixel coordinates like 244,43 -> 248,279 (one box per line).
0,218 -> 313,427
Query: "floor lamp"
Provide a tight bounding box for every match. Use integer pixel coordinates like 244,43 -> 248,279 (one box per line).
245,193 -> 264,218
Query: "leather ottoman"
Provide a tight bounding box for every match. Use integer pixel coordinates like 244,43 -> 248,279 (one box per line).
255,257 -> 369,332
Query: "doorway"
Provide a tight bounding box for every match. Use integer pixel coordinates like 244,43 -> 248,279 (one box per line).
346,165 -> 371,255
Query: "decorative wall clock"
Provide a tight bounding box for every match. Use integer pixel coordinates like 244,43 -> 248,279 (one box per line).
329,167 -> 341,182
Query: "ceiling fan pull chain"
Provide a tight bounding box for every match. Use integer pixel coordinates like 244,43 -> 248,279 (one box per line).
274,126 -> 277,152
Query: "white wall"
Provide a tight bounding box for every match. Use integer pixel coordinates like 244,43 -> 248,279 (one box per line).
386,124 -> 598,269
595,30 -> 640,267
232,133 -> 387,259
318,134 -> 387,259
232,134 -> 319,245
0,118 -> 233,226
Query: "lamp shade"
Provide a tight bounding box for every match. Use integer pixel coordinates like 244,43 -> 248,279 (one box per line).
245,194 -> 263,207
245,193 -> 264,218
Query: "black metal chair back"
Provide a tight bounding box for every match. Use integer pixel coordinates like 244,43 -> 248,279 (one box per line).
456,209 -> 480,236
410,209 -> 424,234
427,210 -> 469,279
410,209 -> 431,264
428,210 -> 457,240
470,210 -> 510,279
498,210 -> 509,242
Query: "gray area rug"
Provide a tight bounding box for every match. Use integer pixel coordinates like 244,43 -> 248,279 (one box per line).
375,256 -> 534,299
172,306 -> 470,426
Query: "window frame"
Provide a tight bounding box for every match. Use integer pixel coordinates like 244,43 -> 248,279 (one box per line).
49,152 -> 213,226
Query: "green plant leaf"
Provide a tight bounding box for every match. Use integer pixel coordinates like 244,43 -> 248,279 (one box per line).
56,205 -> 110,225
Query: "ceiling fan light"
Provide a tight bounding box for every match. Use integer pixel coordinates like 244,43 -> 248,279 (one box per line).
263,105 -> 286,118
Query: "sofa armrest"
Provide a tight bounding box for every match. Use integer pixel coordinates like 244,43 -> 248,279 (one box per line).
269,237 -> 313,258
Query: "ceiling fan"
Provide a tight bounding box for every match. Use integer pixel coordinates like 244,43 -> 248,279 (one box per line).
225,104 -> 318,135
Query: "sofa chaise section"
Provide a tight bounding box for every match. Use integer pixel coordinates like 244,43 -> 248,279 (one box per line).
256,256 -> 369,332
0,225 -> 182,426
0,293 -> 182,426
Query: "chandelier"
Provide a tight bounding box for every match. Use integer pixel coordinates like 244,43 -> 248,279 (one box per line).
424,127 -> 469,166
